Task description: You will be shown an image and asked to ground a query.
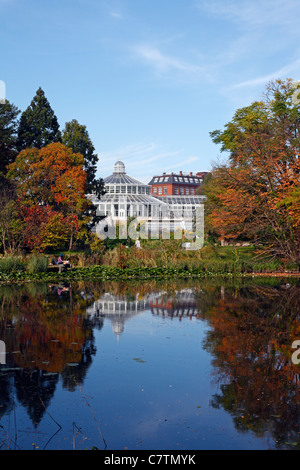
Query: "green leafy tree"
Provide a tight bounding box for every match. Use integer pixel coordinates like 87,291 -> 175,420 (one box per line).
17,87 -> 61,151
0,100 -> 20,174
62,119 -> 106,234
62,119 -> 98,191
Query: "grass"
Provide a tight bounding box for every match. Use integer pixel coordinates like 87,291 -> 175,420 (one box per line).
0,242 -> 298,283
26,254 -> 49,274
0,240 -> 297,282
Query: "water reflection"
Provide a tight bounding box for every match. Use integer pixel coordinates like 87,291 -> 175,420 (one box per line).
0,277 -> 299,449
86,291 -> 158,338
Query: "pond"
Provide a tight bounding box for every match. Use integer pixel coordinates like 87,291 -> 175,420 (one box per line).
0,276 -> 299,451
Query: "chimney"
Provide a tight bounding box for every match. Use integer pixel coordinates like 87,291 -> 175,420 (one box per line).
179,171 -> 183,176
190,172 -> 193,176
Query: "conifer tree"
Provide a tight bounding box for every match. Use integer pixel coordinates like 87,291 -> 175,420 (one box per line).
62,119 -> 105,197
0,100 -> 20,174
62,119 -> 98,190
17,87 -> 61,151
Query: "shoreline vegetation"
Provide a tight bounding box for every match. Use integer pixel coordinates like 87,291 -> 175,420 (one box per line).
0,243 -> 299,284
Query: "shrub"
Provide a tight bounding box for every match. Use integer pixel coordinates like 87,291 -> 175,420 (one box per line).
26,254 -> 48,274
0,256 -> 26,273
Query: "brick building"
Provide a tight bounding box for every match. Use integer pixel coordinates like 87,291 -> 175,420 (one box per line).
148,171 -> 208,197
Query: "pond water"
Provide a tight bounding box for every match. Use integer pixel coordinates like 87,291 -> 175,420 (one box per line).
0,276 -> 299,451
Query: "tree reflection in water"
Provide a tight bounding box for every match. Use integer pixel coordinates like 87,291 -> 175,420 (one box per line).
0,277 -> 299,449
198,279 -> 300,449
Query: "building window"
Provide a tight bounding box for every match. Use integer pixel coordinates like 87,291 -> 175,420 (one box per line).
154,178 -> 158,183
190,188 -> 195,195
163,186 -> 168,194
153,187 -> 157,194
174,187 -> 179,195
185,188 -> 189,195
180,187 -> 184,194
158,187 -> 163,195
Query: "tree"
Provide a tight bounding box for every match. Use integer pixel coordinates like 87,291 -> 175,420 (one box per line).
62,119 -> 106,238
0,100 -> 20,174
205,79 -> 300,266
62,119 -> 98,191
0,175 -> 24,254
16,87 -> 61,151
7,143 -> 91,251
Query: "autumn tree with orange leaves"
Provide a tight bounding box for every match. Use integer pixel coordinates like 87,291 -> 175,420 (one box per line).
7,142 -> 92,251
205,79 -> 300,267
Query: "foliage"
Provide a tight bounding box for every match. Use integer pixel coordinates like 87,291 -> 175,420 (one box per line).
7,142 -> 92,251
16,87 -> 61,151
0,99 -> 20,174
26,254 -> 49,273
62,119 -> 98,191
0,175 -> 24,254
206,79 -> 300,266
0,255 -> 26,272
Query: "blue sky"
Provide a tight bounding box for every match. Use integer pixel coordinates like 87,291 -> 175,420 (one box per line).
1,0 -> 300,182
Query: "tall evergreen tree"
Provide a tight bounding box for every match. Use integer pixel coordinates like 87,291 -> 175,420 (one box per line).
17,87 -> 61,151
0,100 -> 20,174
62,119 -> 104,196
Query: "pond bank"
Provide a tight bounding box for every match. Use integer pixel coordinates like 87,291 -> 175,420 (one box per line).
0,264 -> 299,284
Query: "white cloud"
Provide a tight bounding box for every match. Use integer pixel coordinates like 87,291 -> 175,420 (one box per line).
110,10 -> 123,19
199,0 -> 300,30
231,59 -> 300,89
97,142 -> 200,182
134,45 -> 198,73
132,44 -> 214,84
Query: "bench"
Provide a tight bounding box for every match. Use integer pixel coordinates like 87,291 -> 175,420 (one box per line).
48,263 -> 72,273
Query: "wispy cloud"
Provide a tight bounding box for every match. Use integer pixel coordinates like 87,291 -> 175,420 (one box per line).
231,59 -> 300,89
98,142 -> 200,182
199,0 -> 300,30
134,45 -> 198,73
132,43 -> 213,84
110,10 -> 123,20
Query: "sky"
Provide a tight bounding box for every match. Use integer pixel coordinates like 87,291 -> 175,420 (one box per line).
1,0 -> 300,183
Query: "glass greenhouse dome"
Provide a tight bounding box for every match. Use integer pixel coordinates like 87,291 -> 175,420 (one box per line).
90,161 -> 167,219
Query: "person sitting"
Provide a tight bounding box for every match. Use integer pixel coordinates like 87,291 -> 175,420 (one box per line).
51,257 -> 58,265
57,253 -> 71,268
